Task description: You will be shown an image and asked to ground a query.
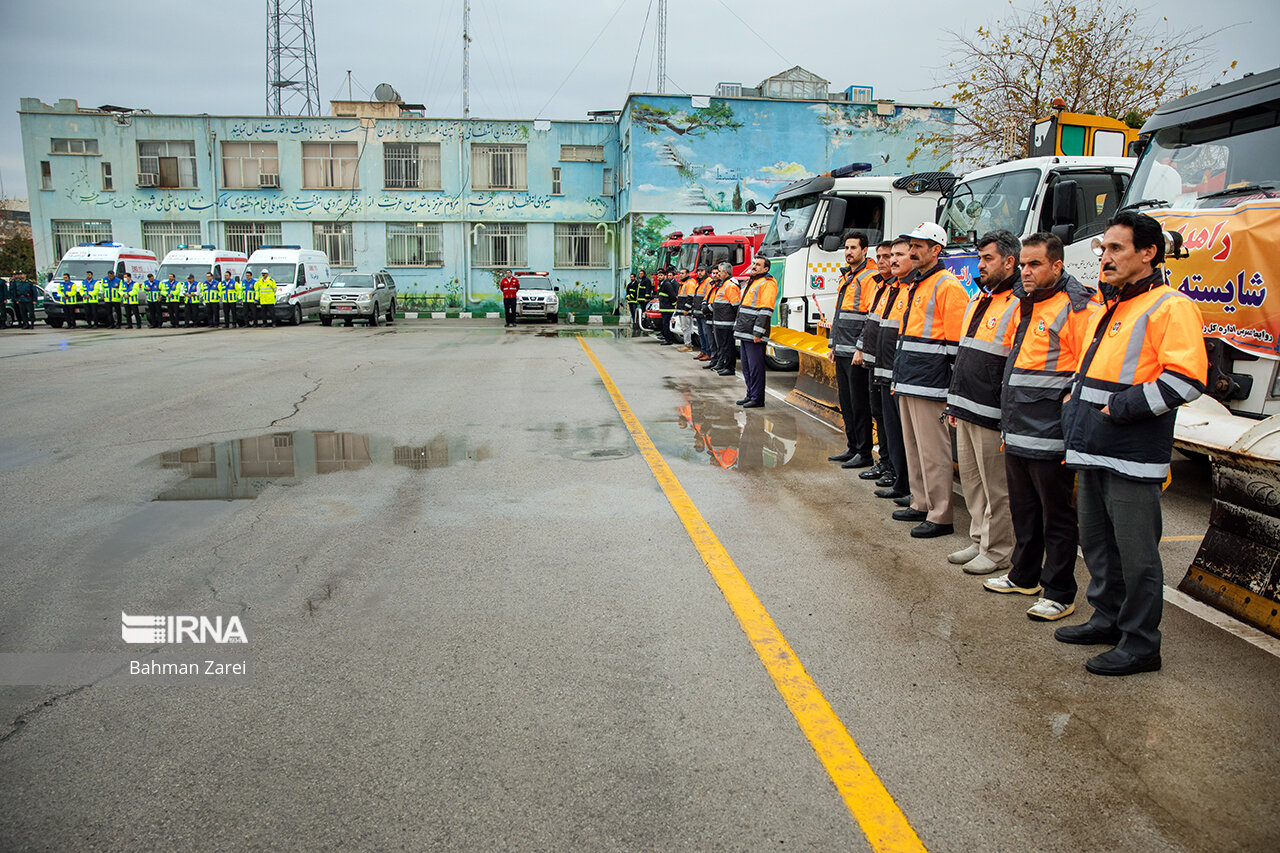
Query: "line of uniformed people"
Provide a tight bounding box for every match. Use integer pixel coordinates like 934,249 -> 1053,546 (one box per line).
0,272 -> 39,329
53,268 -> 279,330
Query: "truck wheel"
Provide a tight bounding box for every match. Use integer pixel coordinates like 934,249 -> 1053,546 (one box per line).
320,316 -> 332,327
293,304 -> 303,326
765,348 -> 798,371
387,300 -> 395,324
369,306 -> 379,327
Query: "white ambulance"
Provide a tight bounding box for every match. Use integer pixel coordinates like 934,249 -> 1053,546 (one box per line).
157,246 -> 248,285
44,242 -> 159,328
246,246 -> 333,325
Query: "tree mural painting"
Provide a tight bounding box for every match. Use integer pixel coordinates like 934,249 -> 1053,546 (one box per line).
631,101 -> 743,137
630,213 -> 672,274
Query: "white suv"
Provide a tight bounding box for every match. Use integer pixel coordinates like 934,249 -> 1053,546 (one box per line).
514,272 -> 559,323
319,270 -> 397,326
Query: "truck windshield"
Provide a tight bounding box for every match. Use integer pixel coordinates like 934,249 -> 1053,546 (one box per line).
1125,108 -> 1280,210
678,243 -> 698,271
254,264 -> 298,284
938,168 -> 1040,246
760,195 -> 819,258
656,244 -> 680,271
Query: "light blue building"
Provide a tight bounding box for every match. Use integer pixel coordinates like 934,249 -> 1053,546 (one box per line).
19,69 -> 953,312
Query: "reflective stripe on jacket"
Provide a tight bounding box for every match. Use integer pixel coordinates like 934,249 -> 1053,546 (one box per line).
257,276 -> 277,305
709,280 -> 741,327
733,274 -> 778,342
857,276 -> 891,367
891,263 -> 967,400
1061,272 -> 1208,482
943,275 -> 1019,430
872,279 -> 908,384
1000,273 -> 1097,457
829,259 -> 877,357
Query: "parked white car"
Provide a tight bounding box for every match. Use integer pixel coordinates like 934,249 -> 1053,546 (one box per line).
319,270 -> 398,326
514,272 -> 559,323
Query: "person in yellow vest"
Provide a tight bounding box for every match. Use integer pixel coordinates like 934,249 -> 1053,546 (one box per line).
256,268 -> 278,327
182,275 -> 200,327
163,273 -> 181,328
83,271 -> 101,328
120,272 -> 140,329
220,270 -> 238,328
241,271 -> 257,326
202,272 -> 221,329
57,273 -> 80,328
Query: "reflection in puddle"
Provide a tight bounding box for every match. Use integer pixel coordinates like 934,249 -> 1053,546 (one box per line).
153,431 -> 488,500
657,385 -> 814,472
533,328 -> 628,339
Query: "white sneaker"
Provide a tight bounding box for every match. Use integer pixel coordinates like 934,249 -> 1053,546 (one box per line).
961,554 -> 1008,575
948,544 -> 979,565
1027,598 -> 1076,621
982,574 -> 1042,595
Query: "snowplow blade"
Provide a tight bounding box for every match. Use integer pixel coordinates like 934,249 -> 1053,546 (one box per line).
1175,397 -> 1280,638
767,328 -> 841,427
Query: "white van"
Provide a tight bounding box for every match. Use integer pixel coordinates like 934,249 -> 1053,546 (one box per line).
157,246 -> 248,286
44,242 -> 159,328
246,246 -> 332,325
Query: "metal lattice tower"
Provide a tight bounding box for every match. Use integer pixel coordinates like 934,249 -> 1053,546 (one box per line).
266,0 -> 321,116
656,0 -> 668,93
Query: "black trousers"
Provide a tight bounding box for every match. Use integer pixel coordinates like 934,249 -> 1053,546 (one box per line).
660,311 -> 677,343
1006,453 -> 1079,604
867,366 -> 888,464
168,302 -> 181,327
124,304 -> 141,328
714,325 -> 736,373
503,297 -> 517,326
264,304 -> 279,326
740,339 -> 766,403
108,303 -> 122,327
146,302 -> 160,327
19,302 -> 34,327
206,302 -> 220,327
834,356 -> 873,456
85,303 -> 99,327
877,382 -> 907,486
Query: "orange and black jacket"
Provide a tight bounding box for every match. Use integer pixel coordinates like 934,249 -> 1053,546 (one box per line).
828,258 -> 878,358
1062,271 -> 1208,482
733,273 -> 778,342
856,274 -> 891,368
943,272 -> 1020,431
675,276 -> 696,313
871,276 -> 908,385
709,279 -> 741,328
1001,272 -> 1098,458
891,262 -> 968,400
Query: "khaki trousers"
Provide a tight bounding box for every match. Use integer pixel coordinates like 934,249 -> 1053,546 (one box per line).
955,419 -> 1013,563
899,396 -> 954,524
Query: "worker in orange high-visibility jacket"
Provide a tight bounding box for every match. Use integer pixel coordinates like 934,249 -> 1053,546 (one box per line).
863,239 -> 913,499
708,263 -> 741,376
693,268 -> 716,363
853,241 -> 895,485
981,232 -> 1099,623
827,231 -> 879,469
733,256 -> 777,408
676,268 -> 698,351
1058,210 -> 1208,677
943,229 -> 1022,577
891,222 -> 968,539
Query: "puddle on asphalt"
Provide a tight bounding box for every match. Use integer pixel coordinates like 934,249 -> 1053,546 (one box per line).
152,430 -> 488,500
527,420 -> 635,462
532,328 -> 629,339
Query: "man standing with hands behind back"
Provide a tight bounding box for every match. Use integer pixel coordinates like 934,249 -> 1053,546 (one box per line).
734,256 -> 778,409
500,269 -> 519,328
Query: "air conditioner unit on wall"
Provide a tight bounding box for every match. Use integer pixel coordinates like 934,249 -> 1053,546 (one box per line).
259,173 -> 280,188
137,172 -> 159,188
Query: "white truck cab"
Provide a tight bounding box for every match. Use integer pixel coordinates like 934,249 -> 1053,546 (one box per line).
44,242 -> 159,328
158,246 -> 248,284
246,246 -> 332,325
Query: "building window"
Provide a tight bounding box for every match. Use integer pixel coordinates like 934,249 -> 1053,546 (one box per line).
40,161 -> 52,190
602,168 -> 614,196
302,142 -> 359,189
51,220 -> 112,259
101,163 -> 114,191
560,144 -> 605,162
142,221 -> 201,258
386,223 -> 443,267
222,142 -> 280,189
313,222 -> 354,266
473,223 -> 527,268
383,142 -> 442,190
554,224 -> 607,268
225,222 -> 283,256
472,144 -> 526,190
138,140 -> 198,188
51,138 -> 99,155
551,167 -> 562,195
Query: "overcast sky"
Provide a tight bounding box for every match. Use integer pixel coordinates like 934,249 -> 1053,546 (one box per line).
1,0 -> 1273,198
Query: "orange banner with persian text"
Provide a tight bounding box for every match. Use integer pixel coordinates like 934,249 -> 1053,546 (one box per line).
1153,201 -> 1280,358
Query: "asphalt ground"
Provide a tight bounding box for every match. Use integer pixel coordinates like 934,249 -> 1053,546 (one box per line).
0,319 -> 1276,851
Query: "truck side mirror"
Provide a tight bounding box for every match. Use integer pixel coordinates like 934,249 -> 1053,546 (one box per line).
823,197 -> 848,237
820,234 -> 842,252
745,199 -> 757,213
1050,179 -> 1080,244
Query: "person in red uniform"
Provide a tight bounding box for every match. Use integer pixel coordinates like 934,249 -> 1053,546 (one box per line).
499,270 -> 519,327
1058,210 -> 1208,676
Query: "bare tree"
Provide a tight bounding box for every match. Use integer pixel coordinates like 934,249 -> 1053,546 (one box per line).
914,0 -> 1237,167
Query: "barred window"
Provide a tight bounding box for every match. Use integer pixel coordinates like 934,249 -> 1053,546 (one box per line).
472,144 -> 526,190
554,224 -> 607,268
383,142 -> 442,190
142,221 -> 201,258
224,221 -> 282,256
314,222 -> 354,267
51,219 -> 112,259
386,223 -> 443,267
560,144 -> 605,162
302,142 -> 359,189
473,223 -> 527,268
222,142 -> 280,189
138,140 -> 197,188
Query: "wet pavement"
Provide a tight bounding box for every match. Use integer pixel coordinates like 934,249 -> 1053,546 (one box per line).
0,319 -> 1276,851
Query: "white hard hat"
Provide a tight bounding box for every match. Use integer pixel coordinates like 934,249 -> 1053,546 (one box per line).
901,222 -> 948,246
261,268 -> 269,274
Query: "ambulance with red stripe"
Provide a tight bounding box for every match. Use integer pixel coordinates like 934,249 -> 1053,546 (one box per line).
246,245 -> 333,325
157,245 -> 248,286
42,241 -> 159,328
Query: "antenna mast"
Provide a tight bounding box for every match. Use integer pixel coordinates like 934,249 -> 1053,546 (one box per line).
656,0 -> 667,93
463,0 -> 471,118
265,0 -> 321,116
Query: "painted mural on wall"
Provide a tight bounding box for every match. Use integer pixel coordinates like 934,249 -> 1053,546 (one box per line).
628,96 -> 955,215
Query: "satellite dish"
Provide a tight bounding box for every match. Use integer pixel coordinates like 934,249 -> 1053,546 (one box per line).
373,83 -> 400,103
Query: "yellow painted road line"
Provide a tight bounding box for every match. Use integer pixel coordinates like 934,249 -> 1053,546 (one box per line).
579,338 -> 927,853
1161,535 -> 1204,542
